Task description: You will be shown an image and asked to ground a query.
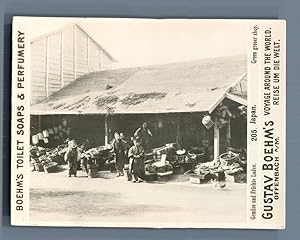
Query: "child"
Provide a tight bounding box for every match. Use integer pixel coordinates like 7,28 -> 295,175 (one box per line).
128,138 -> 145,183
64,140 -> 80,177
211,158 -> 226,189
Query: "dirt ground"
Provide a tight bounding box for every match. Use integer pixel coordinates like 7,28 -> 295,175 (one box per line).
29,165 -> 247,227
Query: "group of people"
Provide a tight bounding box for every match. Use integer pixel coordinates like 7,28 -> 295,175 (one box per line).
111,122 -> 152,183
64,122 -> 153,183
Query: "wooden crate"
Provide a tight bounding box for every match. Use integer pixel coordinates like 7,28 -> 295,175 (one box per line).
189,173 -> 209,184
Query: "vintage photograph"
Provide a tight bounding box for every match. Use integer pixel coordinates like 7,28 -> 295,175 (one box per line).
25,19 -> 249,227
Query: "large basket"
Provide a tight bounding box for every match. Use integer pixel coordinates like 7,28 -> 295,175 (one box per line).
34,162 -> 44,172
43,162 -> 58,173
219,152 -> 239,165
88,168 -> 98,178
188,147 -> 205,162
144,172 -> 157,181
50,154 -> 65,165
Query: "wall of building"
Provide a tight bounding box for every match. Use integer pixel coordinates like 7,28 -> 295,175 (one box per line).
30,24 -> 115,104
110,112 -> 212,149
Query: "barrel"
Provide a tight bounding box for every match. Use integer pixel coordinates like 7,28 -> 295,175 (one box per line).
88,167 -> 98,178
87,160 -> 98,178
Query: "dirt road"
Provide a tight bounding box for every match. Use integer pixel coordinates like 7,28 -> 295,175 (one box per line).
29,168 -> 247,227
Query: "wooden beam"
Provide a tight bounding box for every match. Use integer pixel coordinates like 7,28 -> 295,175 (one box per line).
38,115 -> 42,132
226,119 -> 231,149
225,92 -> 247,106
176,116 -> 182,149
30,23 -> 76,44
208,73 -> 247,113
105,115 -> 109,145
75,24 -> 117,63
208,94 -> 226,114
213,121 -> 220,160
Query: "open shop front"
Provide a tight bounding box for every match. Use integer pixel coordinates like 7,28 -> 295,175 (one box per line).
29,96 -> 247,185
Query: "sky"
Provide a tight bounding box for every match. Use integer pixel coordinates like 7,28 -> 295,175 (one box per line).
28,17 -> 248,68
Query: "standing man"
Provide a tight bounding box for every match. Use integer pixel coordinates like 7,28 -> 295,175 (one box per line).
120,132 -> 131,164
128,137 -> 145,183
112,132 -> 126,177
134,122 -> 153,151
64,139 -> 80,177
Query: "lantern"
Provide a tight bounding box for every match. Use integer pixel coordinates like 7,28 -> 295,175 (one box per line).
238,105 -> 247,117
202,115 -> 214,129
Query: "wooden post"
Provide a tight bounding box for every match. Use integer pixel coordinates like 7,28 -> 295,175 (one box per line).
213,121 -> 220,160
38,115 -> 42,132
176,116 -> 182,149
60,30 -> 64,88
45,36 -> 49,97
226,119 -> 231,149
105,115 -> 109,145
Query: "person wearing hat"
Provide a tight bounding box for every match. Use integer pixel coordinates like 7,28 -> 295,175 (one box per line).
128,137 -> 145,183
64,139 -> 80,177
134,122 -> 152,151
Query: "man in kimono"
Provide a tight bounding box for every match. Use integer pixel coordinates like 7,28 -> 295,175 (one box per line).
128,137 -> 145,183
120,132 -> 131,164
112,132 -> 127,177
134,122 -> 153,151
64,140 -> 80,177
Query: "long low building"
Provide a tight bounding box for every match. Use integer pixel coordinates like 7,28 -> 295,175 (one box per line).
30,55 -> 247,159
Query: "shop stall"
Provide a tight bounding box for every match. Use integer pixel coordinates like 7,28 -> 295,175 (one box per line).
29,55 -> 248,183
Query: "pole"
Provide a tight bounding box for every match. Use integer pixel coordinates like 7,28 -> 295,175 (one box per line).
105,115 -> 109,145
214,120 -> 220,160
226,119 -> 231,149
